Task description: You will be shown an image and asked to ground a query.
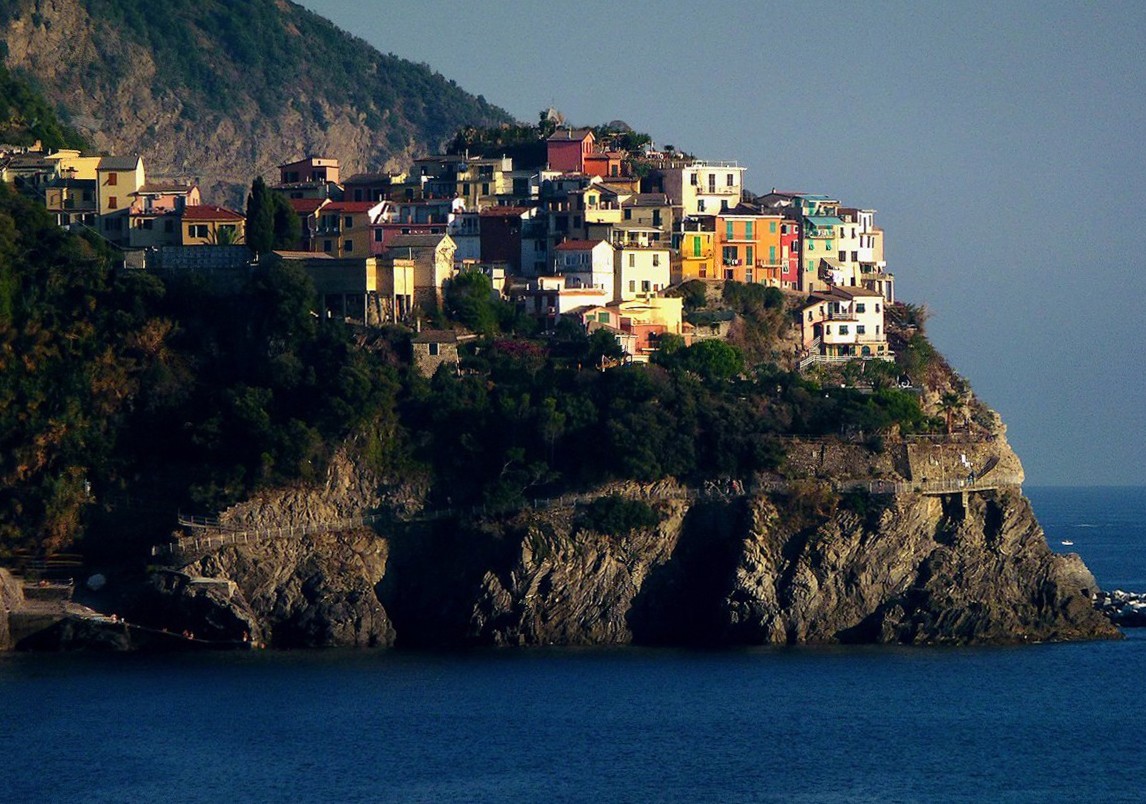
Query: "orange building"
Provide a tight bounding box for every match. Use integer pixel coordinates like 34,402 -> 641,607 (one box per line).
714,205 -> 783,285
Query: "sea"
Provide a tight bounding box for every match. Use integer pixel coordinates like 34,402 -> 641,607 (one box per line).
2,487 -> 1144,803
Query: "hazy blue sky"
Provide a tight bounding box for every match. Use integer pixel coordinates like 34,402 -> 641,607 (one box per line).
300,0 -> 1145,486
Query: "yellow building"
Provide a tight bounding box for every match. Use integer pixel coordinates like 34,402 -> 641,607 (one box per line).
180,205 -> 245,246
674,224 -> 716,282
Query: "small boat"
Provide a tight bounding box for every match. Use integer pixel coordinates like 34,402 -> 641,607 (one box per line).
1061,540 -> 1074,546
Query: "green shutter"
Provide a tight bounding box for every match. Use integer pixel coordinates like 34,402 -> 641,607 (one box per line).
745,221 -> 753,239
769,245 -> 776,263
769,221 -> 777,233
692,236 -> 701,257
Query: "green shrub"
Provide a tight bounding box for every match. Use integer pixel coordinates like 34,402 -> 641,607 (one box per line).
579,495 -> 661,536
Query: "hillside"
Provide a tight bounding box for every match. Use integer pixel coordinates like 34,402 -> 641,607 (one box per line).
0,0 -> 514,203
0,63 -> 86,149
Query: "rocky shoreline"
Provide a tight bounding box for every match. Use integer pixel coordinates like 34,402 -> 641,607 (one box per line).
1094,590 -> 1146,628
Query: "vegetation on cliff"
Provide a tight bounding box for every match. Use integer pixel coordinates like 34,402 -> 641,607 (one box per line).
0,63 -> 86,150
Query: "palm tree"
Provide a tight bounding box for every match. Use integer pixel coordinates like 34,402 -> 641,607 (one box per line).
938,392 -> 961,433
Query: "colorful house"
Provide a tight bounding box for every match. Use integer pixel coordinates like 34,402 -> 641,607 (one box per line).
383,233 -> 457,309
180,204 -> 245,246
674,217 -> 716,282
96,155 -> 145,245
554,239 -> 615,294
800,286 -> 890,360
314,201 -> 387,258
714,204 -> 783,285
614,243 -> 671,302
578,296 -> 689,362
546,128 -> 596,173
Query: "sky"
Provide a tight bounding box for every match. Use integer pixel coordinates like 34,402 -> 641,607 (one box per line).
299,0 -> 1145,486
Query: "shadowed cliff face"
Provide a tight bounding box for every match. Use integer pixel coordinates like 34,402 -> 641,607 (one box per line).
154,485 -> 1116,648
447,488 -> 1116,647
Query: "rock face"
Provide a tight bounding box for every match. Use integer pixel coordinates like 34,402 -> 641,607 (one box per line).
0,569 -> 22,650
134,429 -> 1117,648
175,529 -> 395,648
165,483 -> 1117,648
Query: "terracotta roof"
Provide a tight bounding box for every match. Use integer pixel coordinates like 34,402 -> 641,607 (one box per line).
181,204 -> 244,221
554,239 -> 608,251
322,201 -> 378,214
288,198 -> 327,214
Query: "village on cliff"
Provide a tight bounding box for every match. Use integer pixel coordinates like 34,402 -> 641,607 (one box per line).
1,120 -> 898,372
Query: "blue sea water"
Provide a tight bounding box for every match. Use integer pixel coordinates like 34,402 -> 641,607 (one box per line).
2,487 -> 1145,803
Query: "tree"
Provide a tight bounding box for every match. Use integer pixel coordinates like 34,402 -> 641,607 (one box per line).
938,391 -> 961,433
270,192 -> 301,249
245,177 -> 275,255
443,269 -> 498,335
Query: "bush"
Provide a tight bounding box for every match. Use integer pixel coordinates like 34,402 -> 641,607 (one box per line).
579,495 -> 661,536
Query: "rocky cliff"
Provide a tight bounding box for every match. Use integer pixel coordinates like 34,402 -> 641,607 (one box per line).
135,431 -> 1117,649
0,0 -> 513,202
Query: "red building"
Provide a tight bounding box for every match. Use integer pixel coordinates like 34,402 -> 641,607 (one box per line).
780,219 -> 801,289
547,129 -> 595,173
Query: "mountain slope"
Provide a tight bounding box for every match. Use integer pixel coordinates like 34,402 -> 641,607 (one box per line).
0,0 -> 514,202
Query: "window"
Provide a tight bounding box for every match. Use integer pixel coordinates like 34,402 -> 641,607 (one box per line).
726,173 -> 735,187
106,173 -> 117,186
374,229 -> 383,242
189,224 -> 208,238
323,239 -> 333,252
690,173 -> 698,186
876,325 -> 881,335
344,240 -> 353,252
769,245 -> 777,263
629,280 -> 635,292
746,246 -> 754,265
852,251 -> 858,262
697,199 -> 705,212
344,216 -> 353,229
708,174 -> 716,193
692,237 -> 702,258
598,312 -> 609,323
856,303 -> 866,313
428,343 -> 440,356
652,254 -> 660,266
825,241 -> 833,251
806,259 -> 813,271
652,210 -> 661,226
641,280 -> 651,292
482,183 -> 490,195
769,221 -> 777,234
726,221 -> 734,239
745,221 -> 753,239
840,251 -> 847,262
875,304 -> 881,313
628,254 -> 635,267
839,325 -> 849,335
808,241 -> 814,251
857,325 -> 866,335
108,196 -> 118,209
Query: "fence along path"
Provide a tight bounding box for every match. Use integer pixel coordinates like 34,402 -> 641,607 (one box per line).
152,471 -> 1022,563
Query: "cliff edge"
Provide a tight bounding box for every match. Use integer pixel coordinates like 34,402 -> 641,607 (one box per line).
138,430 -> 1117,648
